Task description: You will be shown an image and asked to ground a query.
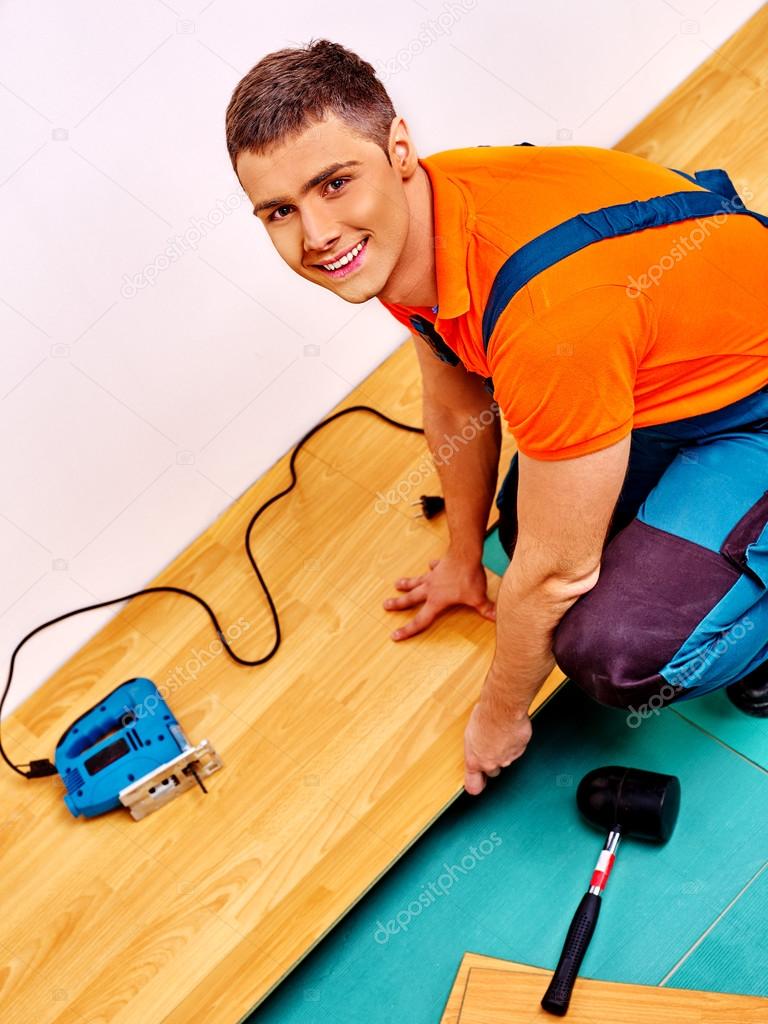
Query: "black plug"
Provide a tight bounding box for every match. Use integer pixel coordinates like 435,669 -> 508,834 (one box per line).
25,759 -> 59,779
410,495 -> 445,520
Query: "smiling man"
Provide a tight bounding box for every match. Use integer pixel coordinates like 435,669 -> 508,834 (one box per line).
234,102 -> 438,309
226,40 -> 768,796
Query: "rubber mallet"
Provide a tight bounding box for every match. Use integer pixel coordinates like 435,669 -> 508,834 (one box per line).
541,764 -> 681,1016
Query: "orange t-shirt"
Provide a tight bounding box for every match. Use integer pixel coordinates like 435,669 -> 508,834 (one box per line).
378,145 -> 768,460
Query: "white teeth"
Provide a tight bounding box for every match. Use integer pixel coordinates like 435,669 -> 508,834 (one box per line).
322,238 -> 366,271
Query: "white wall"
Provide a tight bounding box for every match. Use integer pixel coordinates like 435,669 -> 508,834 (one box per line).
1,0 -> 763,717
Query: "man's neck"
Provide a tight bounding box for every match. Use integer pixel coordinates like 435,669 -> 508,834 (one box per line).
377,162 -> 438,309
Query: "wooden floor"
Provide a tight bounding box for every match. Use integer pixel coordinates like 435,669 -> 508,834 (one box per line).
439,954 -> 768,1023
2,6 -> 767,1022
440,954 -> 549,1024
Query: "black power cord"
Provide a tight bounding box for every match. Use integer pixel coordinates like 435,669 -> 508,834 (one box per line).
1,404 -> 445,781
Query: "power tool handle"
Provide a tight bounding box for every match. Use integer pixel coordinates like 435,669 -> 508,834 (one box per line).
540,891 -> 601,1016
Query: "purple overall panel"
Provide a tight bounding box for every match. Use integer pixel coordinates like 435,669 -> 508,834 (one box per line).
550,519 -> 742,709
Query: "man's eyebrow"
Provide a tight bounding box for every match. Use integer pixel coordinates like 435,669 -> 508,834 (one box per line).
252,160 -> 362,216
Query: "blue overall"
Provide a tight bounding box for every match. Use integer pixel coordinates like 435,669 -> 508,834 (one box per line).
485,148 -> 768,710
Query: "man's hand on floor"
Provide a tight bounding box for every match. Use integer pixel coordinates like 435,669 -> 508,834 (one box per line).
463,699 -> 532,796
383,549 -> 496,641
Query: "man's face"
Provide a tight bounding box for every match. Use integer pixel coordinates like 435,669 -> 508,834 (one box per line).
236,113 -> 412,303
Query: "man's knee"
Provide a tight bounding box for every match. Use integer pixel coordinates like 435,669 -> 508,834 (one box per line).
550,515 -> 744,712
552,600 -> 686,713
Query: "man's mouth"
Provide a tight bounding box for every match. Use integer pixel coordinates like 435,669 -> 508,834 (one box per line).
314,236 -> 369,279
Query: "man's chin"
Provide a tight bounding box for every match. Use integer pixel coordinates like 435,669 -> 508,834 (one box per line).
318,269 -> 388,303
332,285 -> 378,304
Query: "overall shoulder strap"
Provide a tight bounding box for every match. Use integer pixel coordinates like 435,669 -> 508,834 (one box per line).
666,166 -> 740,200
481,167 -> 768,355
410,142 -> 539,378
408,314 -> 460,365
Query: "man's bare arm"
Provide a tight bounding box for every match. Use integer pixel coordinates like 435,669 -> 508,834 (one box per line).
413,334 -> 502,563
383,336 -> 503,639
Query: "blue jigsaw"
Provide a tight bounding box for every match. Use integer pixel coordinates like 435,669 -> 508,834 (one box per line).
55,677 -> 223,820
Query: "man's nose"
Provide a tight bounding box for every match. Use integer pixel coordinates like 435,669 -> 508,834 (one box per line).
301,205 -> 339,257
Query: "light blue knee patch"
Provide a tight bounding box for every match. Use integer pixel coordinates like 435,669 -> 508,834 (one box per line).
659,570 -> 768,699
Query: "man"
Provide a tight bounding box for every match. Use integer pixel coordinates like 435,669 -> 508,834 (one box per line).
226,39 -> 768,796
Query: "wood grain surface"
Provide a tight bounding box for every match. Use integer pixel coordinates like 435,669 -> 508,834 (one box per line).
0,341 -> 553,1024
2,5 -> 767,1021
439,954 -> 768,1023
452,963 -> 768,1022
440,954 -> 549,1024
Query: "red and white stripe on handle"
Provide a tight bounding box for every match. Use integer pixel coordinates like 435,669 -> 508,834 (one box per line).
589,848 -> 616,893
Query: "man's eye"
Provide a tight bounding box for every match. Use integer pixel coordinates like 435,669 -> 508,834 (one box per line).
268,178 -> 348,221
270,205 -> 293,222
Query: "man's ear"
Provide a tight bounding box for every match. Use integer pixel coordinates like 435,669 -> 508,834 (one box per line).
388,116 -> 419,178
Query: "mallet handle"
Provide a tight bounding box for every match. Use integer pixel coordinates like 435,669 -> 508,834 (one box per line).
541,828 -> 620,1015
540,891 -> 601,1015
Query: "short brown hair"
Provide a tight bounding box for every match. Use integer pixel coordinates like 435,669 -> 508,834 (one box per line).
225,39 -> 396,178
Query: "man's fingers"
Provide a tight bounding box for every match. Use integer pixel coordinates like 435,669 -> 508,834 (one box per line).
393,573 -> 427,592
390,605 -> 436,641
464,762 -> 499,792
383,585 -> 427,611
479,600 -> 496,621
464,734 -> 500,791
464,769 -> 486,795
394,559 -> 439,591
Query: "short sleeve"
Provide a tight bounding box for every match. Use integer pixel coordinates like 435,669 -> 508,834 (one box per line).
487,284 -> 656,460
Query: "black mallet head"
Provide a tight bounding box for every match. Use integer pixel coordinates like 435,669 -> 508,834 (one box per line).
577,765 -> 681,842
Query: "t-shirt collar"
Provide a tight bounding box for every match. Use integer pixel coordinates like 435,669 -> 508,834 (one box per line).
418,155 -> 472,320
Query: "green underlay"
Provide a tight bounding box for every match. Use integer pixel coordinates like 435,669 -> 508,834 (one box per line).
244,668 -> 768,1022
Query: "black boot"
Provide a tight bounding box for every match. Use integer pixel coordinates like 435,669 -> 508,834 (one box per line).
725,661 -> 768,718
